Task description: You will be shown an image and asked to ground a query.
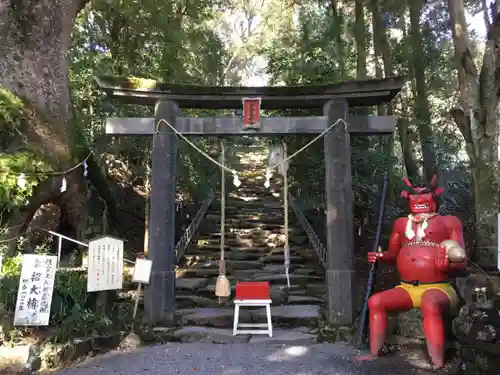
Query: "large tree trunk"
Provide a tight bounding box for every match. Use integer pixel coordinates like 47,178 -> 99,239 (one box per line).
446,0 -> 500,267
330,0 -> 346,76
370,0 -> 419,182
409,0 -> 438,181
1,0 -> 90,255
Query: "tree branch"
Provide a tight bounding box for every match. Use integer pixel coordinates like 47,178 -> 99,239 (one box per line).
449,107 -> 472,143
483,0 -> 491,30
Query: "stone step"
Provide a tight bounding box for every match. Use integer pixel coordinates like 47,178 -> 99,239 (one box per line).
250,274 -> 323,285
177,308 -> 244,328
209,202 -> 283,209
120,285 -> 324,309
305,283 -> 328,295
176,305 -> 322,328
253,305 -> 322,327
187,245 -> 271,254
177,268 -> 221,278
248,328 -> 318,344
200,231 -> 305,240
202,222 -> 285,230
205,214 -> 285,222
185,247 -> 270,255
176,278 -> 210,291
200,238 -> 271,247
205,216 -> 286,225
173,326 -> 250,344
176,295 -> 221,309
181,259 -> 264,270
182,251 -> 309,263
170,326 -> 318,345
176,265 -> 317,278
184,247 -> 317,263
287,295 -> 324,305
182,251 -> 266,262
197,284 -> 290,305
260,254 -> 304,263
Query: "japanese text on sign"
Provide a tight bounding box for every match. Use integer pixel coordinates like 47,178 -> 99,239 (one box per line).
87,236 -> 124,292
14,254 -> 57,326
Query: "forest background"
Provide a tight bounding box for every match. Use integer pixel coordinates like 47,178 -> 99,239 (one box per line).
0,0 -> 499,271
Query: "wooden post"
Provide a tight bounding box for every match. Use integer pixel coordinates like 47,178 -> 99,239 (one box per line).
323,99 -> 355,325
144,100 -> 179,325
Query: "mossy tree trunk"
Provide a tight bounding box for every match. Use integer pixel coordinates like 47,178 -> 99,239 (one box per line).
446,0 -> 500,266
409,0 -> 437,181
1,0 -> 90,255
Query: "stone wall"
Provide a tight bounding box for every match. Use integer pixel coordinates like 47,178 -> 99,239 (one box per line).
452,297 -> 500,375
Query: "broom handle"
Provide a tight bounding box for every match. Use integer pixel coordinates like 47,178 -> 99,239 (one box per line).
220,140 -> 226,270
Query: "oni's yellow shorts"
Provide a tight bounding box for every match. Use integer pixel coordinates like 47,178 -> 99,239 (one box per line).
396,282 -> 459,309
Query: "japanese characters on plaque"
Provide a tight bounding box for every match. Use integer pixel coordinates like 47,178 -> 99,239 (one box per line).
87,236 -> 124,292
13,254 -> 57,326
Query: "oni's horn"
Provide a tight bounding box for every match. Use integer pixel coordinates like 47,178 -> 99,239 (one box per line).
402,177 -> 412,188
430,174 -> 438,187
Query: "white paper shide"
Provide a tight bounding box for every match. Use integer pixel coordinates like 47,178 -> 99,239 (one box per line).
87,236 -> 124,292
14,254 -> 57,326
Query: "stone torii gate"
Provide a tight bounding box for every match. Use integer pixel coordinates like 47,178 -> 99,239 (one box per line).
95,76 -> 404,326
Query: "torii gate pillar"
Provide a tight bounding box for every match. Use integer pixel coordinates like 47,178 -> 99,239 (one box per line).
144,100 -> 179,325
95,74 -> 405,327
324,99 -> 355,324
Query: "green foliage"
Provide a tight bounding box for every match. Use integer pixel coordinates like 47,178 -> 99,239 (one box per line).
50,269 -> 114,343
0,153 -> 49,212
0,254 -> 23,320
0,88 -> 53,214
0,88 -> 24,132
67,0 -> 227,202
0,254 -> 121,344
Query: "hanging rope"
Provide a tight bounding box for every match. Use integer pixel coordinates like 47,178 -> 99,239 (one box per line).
215,140 -> 231,298
154,117 -> 347,179
282,141 -> 291,288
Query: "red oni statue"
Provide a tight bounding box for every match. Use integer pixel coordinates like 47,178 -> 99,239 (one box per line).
367,175 -> 466,368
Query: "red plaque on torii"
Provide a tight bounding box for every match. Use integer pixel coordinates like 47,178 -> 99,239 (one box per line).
241,97 -> 261,131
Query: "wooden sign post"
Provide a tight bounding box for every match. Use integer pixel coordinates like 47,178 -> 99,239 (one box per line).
131,255 -> 153,321
86,235 -> 125,316
14,254 -> 57,326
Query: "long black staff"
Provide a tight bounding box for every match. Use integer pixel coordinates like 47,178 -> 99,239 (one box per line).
355,173 -> 389,349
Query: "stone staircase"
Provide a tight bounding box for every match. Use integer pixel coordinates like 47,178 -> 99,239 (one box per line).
171,144 -> 327,343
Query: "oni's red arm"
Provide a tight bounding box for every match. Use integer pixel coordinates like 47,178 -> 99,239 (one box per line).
382,218 -> 406,262
445,215 -> 466,271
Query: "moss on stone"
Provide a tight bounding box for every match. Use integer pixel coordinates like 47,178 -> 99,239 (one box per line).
127,76 -> 159,89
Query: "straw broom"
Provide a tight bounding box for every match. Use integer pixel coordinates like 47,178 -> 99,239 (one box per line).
215,140 -> 230,298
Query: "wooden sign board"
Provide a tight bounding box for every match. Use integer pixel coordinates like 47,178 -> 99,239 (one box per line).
132,258 -> 153,284
87,236 -> 124,292
14,254 -> 57,326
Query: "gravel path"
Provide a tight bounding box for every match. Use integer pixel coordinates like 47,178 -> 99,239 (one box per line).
54,343 -> 435,375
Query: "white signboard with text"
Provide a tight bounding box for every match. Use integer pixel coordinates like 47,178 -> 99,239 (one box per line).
87,236 -> 124,292
132,258 -> 153,284
14,254 -> 57,326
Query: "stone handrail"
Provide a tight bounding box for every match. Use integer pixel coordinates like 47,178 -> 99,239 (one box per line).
287,193 -> 327,268
175,191 -> 214,262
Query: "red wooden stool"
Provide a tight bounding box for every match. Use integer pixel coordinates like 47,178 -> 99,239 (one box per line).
233,281 -> 272,337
